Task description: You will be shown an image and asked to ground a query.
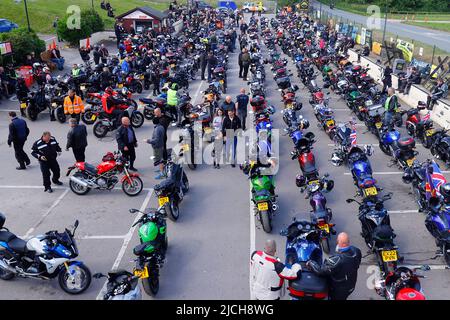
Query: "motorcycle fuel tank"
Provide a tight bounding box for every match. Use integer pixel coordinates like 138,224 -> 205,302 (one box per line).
97,161 -> 116,175
352,160 -> 373,178
431,208 -> 450,233
383,130 -> 401,145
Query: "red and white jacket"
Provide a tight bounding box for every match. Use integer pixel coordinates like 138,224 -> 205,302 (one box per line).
250,250 -> 301,300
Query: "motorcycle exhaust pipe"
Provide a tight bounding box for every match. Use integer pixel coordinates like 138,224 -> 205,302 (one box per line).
0,259 -> 16,274
70,176 -> 89,188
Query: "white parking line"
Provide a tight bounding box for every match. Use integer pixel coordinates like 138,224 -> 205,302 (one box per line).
249,182 -> 255,300
192,80 -> 205,104
328,143 -> 425,147
79,235 -> 127,240
96,188 -> 153,300
388,209 -> 420,214
343,171 -> 450,175
23,189 -> 69,239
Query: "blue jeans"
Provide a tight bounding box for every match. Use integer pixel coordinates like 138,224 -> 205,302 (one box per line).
383,111 -> 394,127
51,58 -> 64,70
225,136 -> 237,165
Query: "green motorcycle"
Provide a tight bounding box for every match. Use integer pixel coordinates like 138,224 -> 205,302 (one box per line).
129,207 -> 167,297
242,161 -> 278,233
346,87 -> 365,121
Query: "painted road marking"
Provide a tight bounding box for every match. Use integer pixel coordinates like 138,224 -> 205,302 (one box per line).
388,209 -> 420,214
0,185 -> 152,191
192,80 -> 205,104
344,171 -> 450,175
96,189 -> 153,300
23,189 -> 69,239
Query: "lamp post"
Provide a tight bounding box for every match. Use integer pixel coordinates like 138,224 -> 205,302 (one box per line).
24,0 -> 31,32
381,0 -> 388,46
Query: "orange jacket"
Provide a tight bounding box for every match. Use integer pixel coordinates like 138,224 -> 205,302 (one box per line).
64,95 -> 84,114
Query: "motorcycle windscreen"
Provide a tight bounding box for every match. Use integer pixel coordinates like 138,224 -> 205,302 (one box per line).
352,160 -> 373,179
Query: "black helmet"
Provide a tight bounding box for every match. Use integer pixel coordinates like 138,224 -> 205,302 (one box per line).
0,212 -> 5,229
440,183 -> 450,204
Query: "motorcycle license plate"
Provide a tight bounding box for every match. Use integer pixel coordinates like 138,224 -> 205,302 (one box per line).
91,114 -> 97,121
158,196 -> 169,207
204,127 -> 212,134
375,122 -> 382,129
406,158 -> 415,167
364,187 -> 378,197
426,129 -> 434,137
52,103 -> 57,107
118,84 -> 123,88
183,143 -> 190,151
134,267 -> 149,279
257,202 -> 269,211
319,224 -> 330,233
286,103 -> 293,109
80,85 -> 86,90
219,80 -> 224,84
326,119 -> 335,127
308,180 -> 320,185
381,250 -> 398,262
20,103 -> 27,109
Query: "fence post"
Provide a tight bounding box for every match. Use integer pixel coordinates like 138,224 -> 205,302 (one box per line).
431,45 -> 436,65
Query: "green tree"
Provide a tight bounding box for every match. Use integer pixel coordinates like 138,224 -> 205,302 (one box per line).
57,9 -> 104,46
0,27 -> 45,64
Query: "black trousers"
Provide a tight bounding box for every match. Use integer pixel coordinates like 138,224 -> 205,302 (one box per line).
72,147 -> 86,162
239,63 -> 243,77
328,287 -> 354,300
13,140 -> 30,167
40,159 -> 60,188
201,65 -> 207,80
242,64 -> 250,80
123,145 -> 136,168
238,112 -> 247,131
70,113 -> 81,123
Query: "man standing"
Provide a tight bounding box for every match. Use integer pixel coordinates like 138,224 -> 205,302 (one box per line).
144,116 -> 166,179
154,108 -> 171,160
235,88 -> 249,131
167,83 -> 179,124
66,118 -> 88,162
200,50 -> 208,81
222,109 -> 241,167
382,65 -> 392,93
250,239 -> 301,300
7,111 -> 30,170
383,87 -> 398,127
31,131 -> 63,193
241,48 -> 251,81
64,89 -> 85,123
92,45 -> 101,65
238,48 -> 244,78
99,44 -> 109,64
307,233 -> 362,300
116,117 -> 138,171
207,51 -> 217,83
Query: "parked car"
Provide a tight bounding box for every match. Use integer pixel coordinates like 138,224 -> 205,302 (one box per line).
242,2 -> 267,13
0,19 -> 18,33
195,0 -> 213,9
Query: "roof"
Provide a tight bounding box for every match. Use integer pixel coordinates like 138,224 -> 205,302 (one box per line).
116,6 -> 168,20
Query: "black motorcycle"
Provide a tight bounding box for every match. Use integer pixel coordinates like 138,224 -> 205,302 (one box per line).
430,129 -> 450,167
346,194 -> 400,276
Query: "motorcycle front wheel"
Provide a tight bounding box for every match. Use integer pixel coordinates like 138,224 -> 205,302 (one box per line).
58,262 -> 91,294
26,106 -> 38,121
55,107 -> 66,123
93,122 -> 109,138
131,112 -> 145,128
141,264 -> 159,296
133,81 -> 143,94
321,237 -> 331,254
423,135 -> 433,149
259,210 -> 272,233
143,108 -> 154,120
122,176 -> 143,196
81,109 -> 96,125
182,172 -> 189,194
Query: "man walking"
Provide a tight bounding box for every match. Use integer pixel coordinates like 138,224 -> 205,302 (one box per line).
383,87 -> 398,128
222,109 -> 241,167
207,51 -> 217,82
116,117 -> 138,171
154,108 -> 171,160
7,111 -> 30,170
64,89 -> 85,123
66,118 -> 88,162
307,232 -> 362,300
250,239 -> 302,300
31,131 -> 63,193
235,88 -> 249,131
200,50 -> 208,81
241,48 -> 251,81
221,96 -> 235,113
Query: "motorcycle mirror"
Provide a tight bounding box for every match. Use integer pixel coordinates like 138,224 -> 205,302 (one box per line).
129,208 -> 138,213
421,265 -> 431,271
382,193 -> 393,201
93,273 -> 106,279
346,198 -> 355,203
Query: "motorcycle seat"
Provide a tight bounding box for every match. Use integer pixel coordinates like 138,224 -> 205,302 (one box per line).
133,241 -> 154,256
0,231 -> 28,253
84,163 -> 98,175
139,98 -> 153,104
0,230 -> 16,243
154,179 -> 176,191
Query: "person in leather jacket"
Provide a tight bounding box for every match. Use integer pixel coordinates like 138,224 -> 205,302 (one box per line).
306,232 -> 362,300
101,87 -> 125,127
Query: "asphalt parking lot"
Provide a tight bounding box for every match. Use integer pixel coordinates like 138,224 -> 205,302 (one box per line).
0,13 -> 448,300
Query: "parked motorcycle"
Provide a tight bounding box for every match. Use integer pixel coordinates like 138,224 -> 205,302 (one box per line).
0,217 -> 91,294
430,129 -> 450,167
379,127 -> 417,169
94,271 -> 141,300
405,101 -> 434,148
425,197 -> 450,266
93,106 -> 144,138
376,265 -> 429,300
66,151 -> 143,196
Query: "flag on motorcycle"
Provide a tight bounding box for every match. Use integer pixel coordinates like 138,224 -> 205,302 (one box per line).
350,123 -> 357,146
431,160 -> 447,196
423,111 -> 431,121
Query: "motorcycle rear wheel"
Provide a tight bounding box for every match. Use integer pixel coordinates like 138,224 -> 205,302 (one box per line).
141,264 -> 159,296
81,110 -> 96,125
26,107 -> 38,121
131,112 -> 145,128
165,201 -> 180,222
182,172 -> 189,194
444,243 -> 450,267
93,122 -> 109,138
69,176 -> 91,195
133,82 -> 143,94
122,176 -> 143,196
0,252 -> 15,280
55,107 -> 66,123
259,210 -> 272,233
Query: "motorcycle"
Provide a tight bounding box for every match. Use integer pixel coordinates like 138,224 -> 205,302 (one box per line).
376,265 -> 429,300
405,101 -> 434,148
425,197 -> 450,266
291,133 -> 319,185
0,218 -> 91,294
298,176 -> 335,253
430,129 -> 450,167
281,219 -> 328,300
346,194 -> 400,276
379,127 -> 418,169
153,151 -> 189,221
129,206 -> 168,296
347,146 -> 379,198
93,271 -> 141,300
66,151 -> 143,197
93,105 -> 144,138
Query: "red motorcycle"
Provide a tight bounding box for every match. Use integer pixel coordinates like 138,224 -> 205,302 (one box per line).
66,152 -> 143,196
376,266 -> 429,300
291,133 -> 319,185
405,101 -> 434,148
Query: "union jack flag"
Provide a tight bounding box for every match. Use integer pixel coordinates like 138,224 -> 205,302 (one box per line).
350,123 -> 357,146
431,161 -> 447,196
423,112 -> 431,122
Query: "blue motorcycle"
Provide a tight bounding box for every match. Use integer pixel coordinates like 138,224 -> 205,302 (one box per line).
281,219 -> 328,300
0,216 -> 91,294
426,198 -> 450,266
379,127 -> 417,169
347,146 -> 380,198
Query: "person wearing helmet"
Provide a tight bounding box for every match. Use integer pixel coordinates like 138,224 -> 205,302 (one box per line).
101,87 -> 124,128
167,83 -> 179,124
42,67 -> 53,85
440,183 -> 450,207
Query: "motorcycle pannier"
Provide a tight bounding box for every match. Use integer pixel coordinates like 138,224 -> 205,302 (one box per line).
367,104 -> 385,117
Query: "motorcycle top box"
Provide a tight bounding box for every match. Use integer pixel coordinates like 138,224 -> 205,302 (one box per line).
397,137 -> 415,150
276,77 -> 291,90
367,104 -> 385,117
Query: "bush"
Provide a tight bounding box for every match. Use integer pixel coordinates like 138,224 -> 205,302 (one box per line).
57,9 -> 104,46
0,27 -> 45,64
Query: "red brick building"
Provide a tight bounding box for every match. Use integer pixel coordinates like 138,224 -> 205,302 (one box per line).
116,7 -> 168,33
